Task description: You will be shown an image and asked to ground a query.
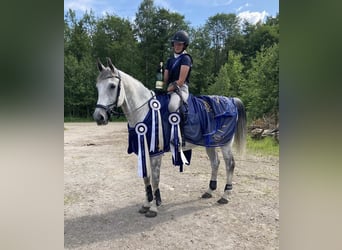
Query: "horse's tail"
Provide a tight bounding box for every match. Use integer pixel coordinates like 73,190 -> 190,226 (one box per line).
233,97 -> 247,156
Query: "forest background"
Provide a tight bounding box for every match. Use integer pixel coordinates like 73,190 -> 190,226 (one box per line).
64,0 -> 279,125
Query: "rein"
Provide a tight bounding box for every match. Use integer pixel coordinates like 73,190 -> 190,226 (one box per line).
95,70 -> 155,119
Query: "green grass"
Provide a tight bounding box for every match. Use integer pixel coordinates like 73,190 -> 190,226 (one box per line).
247,135 -> 279,157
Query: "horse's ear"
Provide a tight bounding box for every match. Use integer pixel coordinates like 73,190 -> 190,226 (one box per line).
106,57 -> 116,72
97,58 -> 105,72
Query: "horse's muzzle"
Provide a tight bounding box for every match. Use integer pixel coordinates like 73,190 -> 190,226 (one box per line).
93,108 -> 108,125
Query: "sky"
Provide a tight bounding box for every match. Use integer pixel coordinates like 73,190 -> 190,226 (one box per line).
64,0 -> 279,27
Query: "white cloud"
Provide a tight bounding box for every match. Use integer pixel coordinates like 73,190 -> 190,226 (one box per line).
236,3 -> 250,12
64,0 -> 95,12
237,10 -> 268,25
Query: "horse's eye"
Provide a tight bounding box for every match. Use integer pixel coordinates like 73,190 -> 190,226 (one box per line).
109,84 -> 115,90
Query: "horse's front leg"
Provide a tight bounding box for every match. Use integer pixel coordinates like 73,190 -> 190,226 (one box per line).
138,176 -> 153,214
150,155 -> 162,206
139,155 -> 162,218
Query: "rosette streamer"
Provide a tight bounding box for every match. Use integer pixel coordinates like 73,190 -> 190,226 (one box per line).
135,123 -> 150,178
149,99 -> 163,152
169,113 -> 188,166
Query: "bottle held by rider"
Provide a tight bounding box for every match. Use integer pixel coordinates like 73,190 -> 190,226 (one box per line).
155,61 -> 164,90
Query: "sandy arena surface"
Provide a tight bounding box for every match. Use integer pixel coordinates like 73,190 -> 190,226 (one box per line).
64,122 -> 279,249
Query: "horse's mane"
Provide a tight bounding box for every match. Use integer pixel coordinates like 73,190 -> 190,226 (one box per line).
119,70 -> 150,93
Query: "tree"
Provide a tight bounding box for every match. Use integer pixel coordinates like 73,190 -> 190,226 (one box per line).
187,27 -> 214,94
242,44 -> 279,122
204,13 -> 240,75
64,9 -> 95,61
207,51 -> 244,97
64,10 -> 97,118
92,14 -> 139,76
240,14 -> 279,68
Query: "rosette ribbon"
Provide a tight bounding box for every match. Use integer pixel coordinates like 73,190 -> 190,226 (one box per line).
135,123 -> 150,178
149,99 -> 163,152
169,113 -> 189,166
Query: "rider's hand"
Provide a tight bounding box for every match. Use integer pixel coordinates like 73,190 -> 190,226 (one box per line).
167,81 -> 178,92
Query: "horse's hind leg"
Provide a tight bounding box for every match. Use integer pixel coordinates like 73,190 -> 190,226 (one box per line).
218,143 -> 235,204
202,147 -> 220,199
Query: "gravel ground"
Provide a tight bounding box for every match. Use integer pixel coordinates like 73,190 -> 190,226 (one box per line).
64,122 -> 279,249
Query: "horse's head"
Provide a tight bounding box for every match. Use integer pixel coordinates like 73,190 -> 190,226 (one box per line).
93,58 -> 125,125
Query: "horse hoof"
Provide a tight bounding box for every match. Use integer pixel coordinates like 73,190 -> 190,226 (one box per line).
202,192 -> 212,199
145,210 -> 157,218
139,206 -> 150,214
217,198 -> 229,204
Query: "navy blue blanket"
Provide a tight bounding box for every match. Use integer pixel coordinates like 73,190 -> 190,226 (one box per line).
127,94 -> 238,156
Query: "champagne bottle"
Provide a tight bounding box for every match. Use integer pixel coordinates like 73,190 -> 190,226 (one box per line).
155,61 -> 164,90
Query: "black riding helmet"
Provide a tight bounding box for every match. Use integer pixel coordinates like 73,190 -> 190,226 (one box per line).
171,30 -> 190,48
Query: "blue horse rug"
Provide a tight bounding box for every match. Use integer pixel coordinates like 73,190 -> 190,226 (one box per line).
127,94 -> 238,174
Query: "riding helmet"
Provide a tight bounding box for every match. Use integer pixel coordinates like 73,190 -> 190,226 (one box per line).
171,30 -> 190,47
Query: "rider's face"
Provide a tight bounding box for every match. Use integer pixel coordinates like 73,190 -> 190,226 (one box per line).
173,42 -> 184,53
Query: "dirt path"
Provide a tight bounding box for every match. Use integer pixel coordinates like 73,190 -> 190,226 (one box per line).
64,122 -> 279,249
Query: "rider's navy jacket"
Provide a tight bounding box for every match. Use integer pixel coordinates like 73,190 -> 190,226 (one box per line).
165,53 -> 192,84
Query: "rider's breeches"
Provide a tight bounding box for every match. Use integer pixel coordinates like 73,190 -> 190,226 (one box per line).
168,84 -> 189,112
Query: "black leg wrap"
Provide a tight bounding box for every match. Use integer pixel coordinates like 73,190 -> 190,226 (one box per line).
224,184 -> 233,191
209,180 -> 217,190
146,185 -> 153,202
154,189 -> 162,206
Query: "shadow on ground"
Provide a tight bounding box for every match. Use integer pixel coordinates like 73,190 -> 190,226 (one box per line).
64,198 -> 213,248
